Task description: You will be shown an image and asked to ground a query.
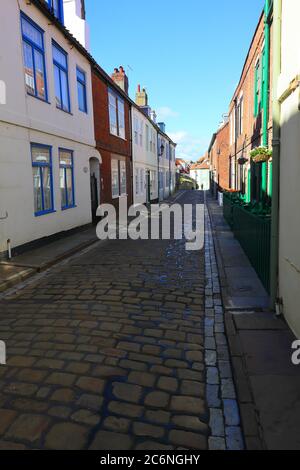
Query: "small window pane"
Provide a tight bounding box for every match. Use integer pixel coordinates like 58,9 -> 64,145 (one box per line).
59,150 -> 72,166
66,168 -> 73,206
120,161 -> 126,195
42,167 -> 52,211
77,81 -> 86,112
60,70 -> 70,112
60,167 -> 67,208
118,100 -> 125,139
53,44 -> 67,68
77,68 -> 86,83
111,160 -> 119,197
21,17 -> 43,48
32,146 -> 50,164
34,49 -> 46,99
54,65 -> 61,108
109,102 -> 118,136
33,166 -> 42,213
23,43 -> 35,95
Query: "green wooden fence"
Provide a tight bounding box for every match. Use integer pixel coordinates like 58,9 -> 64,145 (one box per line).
223,193 -> 271,292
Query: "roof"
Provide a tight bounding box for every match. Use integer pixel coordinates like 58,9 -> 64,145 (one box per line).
190,162 -> 210,171
31,0 -> 176,147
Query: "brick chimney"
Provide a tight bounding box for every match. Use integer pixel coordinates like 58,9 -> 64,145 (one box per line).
135,85 -> 148,107
111,66 -> 129,95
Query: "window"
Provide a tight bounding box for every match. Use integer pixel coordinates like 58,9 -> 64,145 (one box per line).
145,125 -> 149,151
166,142 -> 170,160
254,59 -> 261,117
77,67 -> 87,113
139,121 -> 143,146
31,144 -> 54,216
152,131 -> 156,154
235,95 -> 243,138
134,117 -> 139,145
135,169 -> 139,195
150,170 -> 156,190
21,14 -> 47,101
53,42 -> 70,112
140,169 -> 144,194
111,160 -> 127,197
45,0 -> 64,23
59,149 -> 74,209
120,161 -> 127,195
108,89 -> 125,138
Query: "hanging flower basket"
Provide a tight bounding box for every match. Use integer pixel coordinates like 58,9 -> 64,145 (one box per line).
250,147 -> 272,163
238,157 -> 248,165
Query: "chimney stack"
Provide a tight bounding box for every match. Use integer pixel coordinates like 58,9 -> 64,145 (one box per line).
111,66 -> 129,95
136,85 -> 148,107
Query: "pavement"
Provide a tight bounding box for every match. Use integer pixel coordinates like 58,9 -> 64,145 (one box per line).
207,193 -> 300,450
0,226 -> 98,293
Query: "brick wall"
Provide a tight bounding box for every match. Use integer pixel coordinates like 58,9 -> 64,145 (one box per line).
92,71 -> 133,209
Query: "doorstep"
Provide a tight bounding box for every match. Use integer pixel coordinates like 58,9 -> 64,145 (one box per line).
0,226 -> 98,293
206,193 -> 300,450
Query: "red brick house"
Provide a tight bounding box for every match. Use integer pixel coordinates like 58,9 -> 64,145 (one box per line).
208,121 -> 230,196
227,10 -> 273,202
92,65 -> 133,212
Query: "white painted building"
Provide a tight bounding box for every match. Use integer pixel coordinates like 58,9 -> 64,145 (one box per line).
0,0 -> 100,257
63,0 -> 90,51
158,125 -> 176,201
132,91 -> 158,204
190,161 -> 210,191
275,0 -> 300,337
133,86 -> 176,204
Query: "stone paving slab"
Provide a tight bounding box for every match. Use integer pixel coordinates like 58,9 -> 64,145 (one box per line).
0,191 -> 212,450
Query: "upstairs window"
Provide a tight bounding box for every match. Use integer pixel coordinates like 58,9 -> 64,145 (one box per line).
45,0 -> 64,24
53,42 -> 70,112
77,67 -> 87,113
235,95 -> 244,139
254,59 -> 261,117
21,14 -> 47,101
108,89 -> 125,139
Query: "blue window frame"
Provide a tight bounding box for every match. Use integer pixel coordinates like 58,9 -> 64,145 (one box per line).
21,13 -> 48,101
76,67 -> 87,113
59,149 -> 75,209
31,144 -> 54,216
45,0 -> 64,24
52,41 -> 71,112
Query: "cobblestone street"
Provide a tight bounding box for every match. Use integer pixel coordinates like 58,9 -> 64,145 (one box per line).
0,191 -> 240,450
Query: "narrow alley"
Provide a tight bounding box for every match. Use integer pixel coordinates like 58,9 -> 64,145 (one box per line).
0,191 -> 242,450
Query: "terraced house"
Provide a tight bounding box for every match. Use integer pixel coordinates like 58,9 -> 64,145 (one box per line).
0,0 -> 100,256
132,86 -> 159,205
208,0 -> 274,294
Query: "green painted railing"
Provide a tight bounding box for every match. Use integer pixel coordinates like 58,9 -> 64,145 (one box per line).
223,193 -> 271,292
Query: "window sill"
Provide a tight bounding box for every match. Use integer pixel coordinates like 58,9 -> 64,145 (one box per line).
34,209 -> 56,217
62,205 -> 77,211
110,132 -> 126,141
27,93 -> 51,105
56,106 -> 73,115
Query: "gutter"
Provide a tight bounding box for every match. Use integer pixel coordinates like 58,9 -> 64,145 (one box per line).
270,0 -> 282,309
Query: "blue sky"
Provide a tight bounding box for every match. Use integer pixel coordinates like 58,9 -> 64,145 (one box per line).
86,0 -> 264,161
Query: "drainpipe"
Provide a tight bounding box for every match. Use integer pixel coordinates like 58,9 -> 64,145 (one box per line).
261,0 -> 271,201
270,0 -> 282,308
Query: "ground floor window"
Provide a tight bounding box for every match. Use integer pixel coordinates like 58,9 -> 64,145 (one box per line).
59,149 -> 75,209
150,170 -> 156,191
31,144 -> 54,216
112,159 -> 127,198
140,169 -> 144,194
